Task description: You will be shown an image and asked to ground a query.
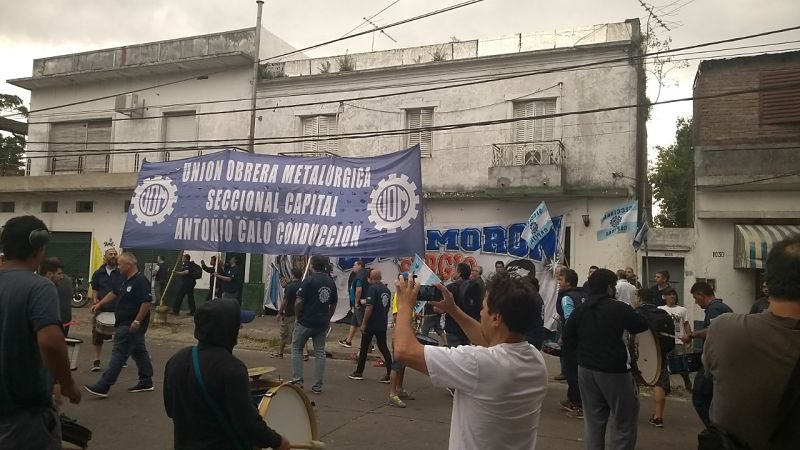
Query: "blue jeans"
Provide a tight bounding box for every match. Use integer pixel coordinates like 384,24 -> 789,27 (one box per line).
291,322 -> 327,390
96,325 -> 153,391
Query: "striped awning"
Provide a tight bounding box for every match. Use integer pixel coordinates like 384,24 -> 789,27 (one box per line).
734,224 -> 800,269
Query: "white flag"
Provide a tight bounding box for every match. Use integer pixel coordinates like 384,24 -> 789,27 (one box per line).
410,254 -> 441,286
521,201 -> 554,249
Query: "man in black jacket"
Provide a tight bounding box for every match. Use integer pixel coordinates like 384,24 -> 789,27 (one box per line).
444,263 -> 482,346
164,298 -> 289,450
563,268 -> 648,450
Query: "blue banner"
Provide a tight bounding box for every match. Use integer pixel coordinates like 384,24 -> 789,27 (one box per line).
120,147 -> 424,257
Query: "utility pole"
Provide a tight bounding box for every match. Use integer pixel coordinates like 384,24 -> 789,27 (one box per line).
248,0 -> 264,153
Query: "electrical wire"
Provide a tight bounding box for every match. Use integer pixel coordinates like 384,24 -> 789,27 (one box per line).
20,79 -> 800,159
6,0 -> 485,117
7,38 -> 799,122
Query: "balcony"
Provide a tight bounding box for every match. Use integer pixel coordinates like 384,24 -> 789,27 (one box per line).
488,140 -> 564,190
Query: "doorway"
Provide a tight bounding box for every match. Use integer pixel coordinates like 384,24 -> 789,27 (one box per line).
642,256 -> 686,305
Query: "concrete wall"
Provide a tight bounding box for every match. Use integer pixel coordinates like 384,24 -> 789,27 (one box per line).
254,45 -> 639,194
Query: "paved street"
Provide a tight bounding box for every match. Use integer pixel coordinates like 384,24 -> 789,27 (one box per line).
62,308 -> 703,449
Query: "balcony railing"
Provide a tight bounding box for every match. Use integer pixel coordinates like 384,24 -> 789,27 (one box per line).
46,154 -> 110,174
491,140 -> 564,167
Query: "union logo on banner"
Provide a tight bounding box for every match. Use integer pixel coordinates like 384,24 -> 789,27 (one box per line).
367,173 -> 420,233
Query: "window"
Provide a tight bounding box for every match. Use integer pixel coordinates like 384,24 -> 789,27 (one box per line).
0,202 -> 14,213
42,201 -> 58,213
512,99 -> 557,165
75,201 -> 94,213
406,108 -> 434,158
161,112 -> 197,161
301,115 -> 338,155
759,70 -> 800,125
123,200 -> 131,212
49,120 -> 112,173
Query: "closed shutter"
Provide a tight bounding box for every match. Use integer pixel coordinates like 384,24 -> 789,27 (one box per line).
760,69 -> 800,125
49,122 -> 85,172
84,120 -> 111,172
513,102 -> 535,165
301,115 -> 338,155
164,112 -> 197,161
407,108 -> 433,158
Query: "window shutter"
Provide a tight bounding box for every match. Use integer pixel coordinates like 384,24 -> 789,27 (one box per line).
49,122 -> 85,172
84,120 -> 111,172
513,102 -> 534,165
164,112 -> 197,161
408,108 -> 433,158
302,116 -> 317,153
320,115 -> 338,154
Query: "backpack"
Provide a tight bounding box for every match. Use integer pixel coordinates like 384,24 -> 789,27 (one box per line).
189,261 -> 203,279
638,304 -> 675,353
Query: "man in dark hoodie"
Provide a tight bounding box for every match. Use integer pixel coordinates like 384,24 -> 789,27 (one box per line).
163,298 -> 289,450
563,268 -> 649,450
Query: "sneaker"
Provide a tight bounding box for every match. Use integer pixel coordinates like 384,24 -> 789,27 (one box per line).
387,395 -> 407,408
127,382 -> 154,393
379,375 -> 390,384
338,339 -> 352,348
84,384 -> 108,398
567,408 -> 584,419
348,372 -> 364,380
649,416 -> 664,428
90,360 -> 101,372
554,374 -> 567,381
560,400 -> 578,413
397,390 -> 415,400
311,386 -> 322,395
291,380 -> 303,389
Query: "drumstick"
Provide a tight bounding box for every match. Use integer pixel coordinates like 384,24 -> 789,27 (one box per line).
291,440 -> 326,449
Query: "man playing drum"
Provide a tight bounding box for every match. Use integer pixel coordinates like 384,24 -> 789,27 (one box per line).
89,247 -> 124,372
164,298 -> 290,450
563,268 -> 649,450
394,272 -> 548,449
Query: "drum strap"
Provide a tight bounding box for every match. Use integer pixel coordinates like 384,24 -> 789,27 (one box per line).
191,346 -> 246,450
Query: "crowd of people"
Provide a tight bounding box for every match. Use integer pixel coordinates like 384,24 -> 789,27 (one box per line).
1,213 -> 798,450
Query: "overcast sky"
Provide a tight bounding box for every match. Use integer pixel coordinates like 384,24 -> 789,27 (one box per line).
2,0 -> 799,154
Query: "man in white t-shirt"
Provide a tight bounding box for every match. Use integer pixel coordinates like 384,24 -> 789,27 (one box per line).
394,273 -> 548,450
658,287 -> 693,390
615,270 -> 637,305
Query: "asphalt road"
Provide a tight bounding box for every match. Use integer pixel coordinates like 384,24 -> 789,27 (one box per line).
60,311 -> 704,449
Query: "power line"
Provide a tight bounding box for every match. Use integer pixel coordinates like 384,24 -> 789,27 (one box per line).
9,38 -> 800,122
19,44 -> 800,139
21,79 -> 800,159
8,0 -> 484,117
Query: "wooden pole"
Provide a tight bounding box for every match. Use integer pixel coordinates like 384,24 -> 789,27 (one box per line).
155,250 -> 184,325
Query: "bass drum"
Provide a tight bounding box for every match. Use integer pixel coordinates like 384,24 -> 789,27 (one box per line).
629,329 -> 663,386
258,382 -> 319,446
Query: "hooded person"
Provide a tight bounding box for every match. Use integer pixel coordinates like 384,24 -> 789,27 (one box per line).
163,298 -> 290,450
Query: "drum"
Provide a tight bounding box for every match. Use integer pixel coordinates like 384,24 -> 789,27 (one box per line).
94,312 -> 115,335
629,329 -> 663,386
257,382 -> 320,448
61,415 -> 92,449
65,337 -> 83,371
415,334 -> 439,346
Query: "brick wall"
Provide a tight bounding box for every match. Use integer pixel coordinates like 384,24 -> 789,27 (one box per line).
693,52 -> 800,146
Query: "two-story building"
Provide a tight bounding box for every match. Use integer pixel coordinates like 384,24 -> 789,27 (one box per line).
645,51 -> 800,320
2,20 -> 648,311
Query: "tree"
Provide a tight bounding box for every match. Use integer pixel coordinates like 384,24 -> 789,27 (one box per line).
650,117 -> 693,227
0,94 -> 27,176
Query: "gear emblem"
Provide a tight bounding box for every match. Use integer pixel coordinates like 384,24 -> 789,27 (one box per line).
611,215 -> 621,228
130,176 -> 178,226
368,174 -> 420,233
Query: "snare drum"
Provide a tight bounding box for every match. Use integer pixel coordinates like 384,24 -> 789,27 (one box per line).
629,329 -> 663,386
94,312 -> 115,335
258,382 -> 319,446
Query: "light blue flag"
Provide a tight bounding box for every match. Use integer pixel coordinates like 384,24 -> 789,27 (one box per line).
597,199 -> 638,241
520,201 -> 554,249
410,254 -> 442,286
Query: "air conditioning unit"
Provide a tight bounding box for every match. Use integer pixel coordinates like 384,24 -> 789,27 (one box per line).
114,93 -> 144,118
